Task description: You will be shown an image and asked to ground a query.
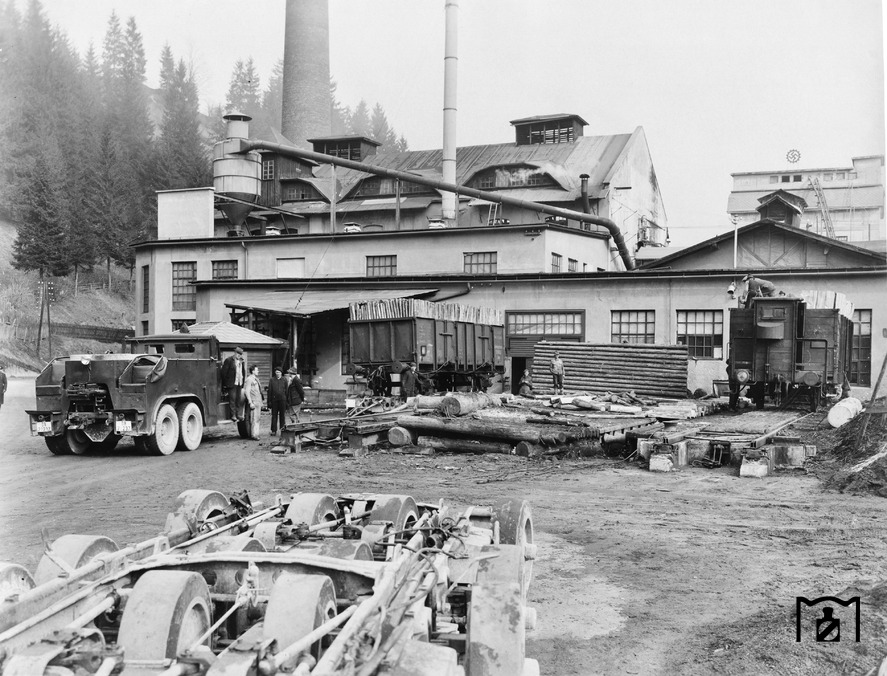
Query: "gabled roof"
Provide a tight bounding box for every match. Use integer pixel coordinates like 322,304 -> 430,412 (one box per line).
640,219 -> 887,270
757,190 -> 807,213
184,321 -> 284,346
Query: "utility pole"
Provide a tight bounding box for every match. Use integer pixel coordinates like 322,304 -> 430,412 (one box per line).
46,280 -> 54,358
36,275 -> 45,359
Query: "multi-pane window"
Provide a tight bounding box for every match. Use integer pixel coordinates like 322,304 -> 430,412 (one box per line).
551,253 -> 562,273
611,310 -> 655,344
141,320 -> 149,336
464,252 -> 497,274
568,258 -> 578,272
676,310 -> 724,358
283,183 -> 320,201
141,265 -> 149,313
262,158 -> 275,180
507,312 -> 583,336
470,167 -> 553,190
367,255 -> 397,277
356,178 -> 429,196
212,260 -> 238,280
171,262 -> 196,311
850,309 -> 872,386
171,319 -> 194,332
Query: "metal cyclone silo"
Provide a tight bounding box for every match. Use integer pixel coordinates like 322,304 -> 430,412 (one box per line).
282,0 -> 331,146
212,112 -> 261,228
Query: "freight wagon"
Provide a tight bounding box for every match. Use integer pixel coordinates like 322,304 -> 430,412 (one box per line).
727,295 -> 853,411
348,299 -> 505,395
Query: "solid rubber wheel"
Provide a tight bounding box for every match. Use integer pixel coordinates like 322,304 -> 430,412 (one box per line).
264,573 -> 337,659
0,562 -> 35,597
314,539 -> 373,560
34,534 -> 119,585
163,489 -> 230,537
370,494 -> 419,533
67,429 -> 93,455
118,571 -> 212,660
476,544 -> 530,601
146,403 -> 179,455
45,435 -> 72,455
284,494 -> 340,528
177,402 -> 204,451
466,582 -> 526,676
494,499 -> 534,592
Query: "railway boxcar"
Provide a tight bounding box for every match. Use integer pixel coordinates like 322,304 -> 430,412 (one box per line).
349,299 -> 505,395
727,295 -> 853,410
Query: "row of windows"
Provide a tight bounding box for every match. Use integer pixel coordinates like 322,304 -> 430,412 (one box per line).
471,167 -> 553,190
768,171 -> 857,184
356,178 -> 429,197
167,261 -> 239,311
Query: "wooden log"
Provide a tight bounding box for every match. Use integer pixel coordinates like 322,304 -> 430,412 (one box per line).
413,395 -> 446,410
417,435 -> 515,455
439,392 -> 504,417
387,426 -> 416,446
396,415 -> 565,444
514,441 -> 546,457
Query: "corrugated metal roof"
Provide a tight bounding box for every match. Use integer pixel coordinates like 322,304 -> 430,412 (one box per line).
728,185 -> 885,212
185,321 -> 284,346
338,196 -> 436,214
226,289 -> 438,317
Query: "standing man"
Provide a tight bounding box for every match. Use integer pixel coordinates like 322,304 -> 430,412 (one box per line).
0,364 -> 7,413
401,362 -> 420,398
549,351 -> 565,395
244,365 -> 263,440
287,369 -> 305,423
221,347 -> 247,422
268,367 -> 288,435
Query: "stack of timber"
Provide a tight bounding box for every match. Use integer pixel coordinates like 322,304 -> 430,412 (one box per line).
645,399 -> 723,420
349,298 -> 502,325
532,341 -> 689,399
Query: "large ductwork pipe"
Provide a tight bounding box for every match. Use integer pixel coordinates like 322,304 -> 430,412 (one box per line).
239,140 -> 636,270
441,0 -> 458,224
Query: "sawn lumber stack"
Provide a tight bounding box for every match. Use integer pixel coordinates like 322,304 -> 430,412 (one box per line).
532,341 -> 689,399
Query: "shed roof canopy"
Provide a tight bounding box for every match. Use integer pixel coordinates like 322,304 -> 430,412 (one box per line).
226,289 -> 438,318
185,321 -> 284,346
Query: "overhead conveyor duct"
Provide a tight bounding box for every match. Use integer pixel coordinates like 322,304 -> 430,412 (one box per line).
236,139 -> 636,271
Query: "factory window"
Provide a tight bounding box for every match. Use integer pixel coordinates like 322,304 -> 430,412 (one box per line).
769,175 -> 779,184
507,312 -> 584,336
282,183 -> 321,201
850,309 -> 872,386
464,251 -> 497,274
276,257 -> 306,278
610,310 -> 655,344
141,320 -> 149,336
793,174 -> 802,182
212,260 -> 238,280
171,319 -> 194,332
476,174 -> 495,189
526,123 -> 574,145
551,253 -> 562,273
835,172 -> 846,180
262,158 -> 275,180
141,265 -> 149,313
823,173 -> 833,181
470,166 -> 553,190
400,181 -> 428,194
367,255 -> 397,277
781,175 -> 790,183
171,262 -> 196,311
676,310 -> 724,359
568,258 -> 578,272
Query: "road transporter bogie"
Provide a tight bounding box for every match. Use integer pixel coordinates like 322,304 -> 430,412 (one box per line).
0,491 -> 539,675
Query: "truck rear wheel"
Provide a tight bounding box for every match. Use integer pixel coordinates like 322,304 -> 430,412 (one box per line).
145,404 -> 180,456
176,402 -> 203,451
45,435 -> 72,455
67,430 -> 93,455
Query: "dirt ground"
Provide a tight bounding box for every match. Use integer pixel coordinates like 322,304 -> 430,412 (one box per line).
2,376 -> 886,675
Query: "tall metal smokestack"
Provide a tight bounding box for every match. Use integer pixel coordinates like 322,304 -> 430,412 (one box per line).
282,0 -> 331,146
441,0 -> 458,224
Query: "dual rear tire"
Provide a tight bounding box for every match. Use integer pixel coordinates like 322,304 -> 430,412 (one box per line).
144,401 -> 204,455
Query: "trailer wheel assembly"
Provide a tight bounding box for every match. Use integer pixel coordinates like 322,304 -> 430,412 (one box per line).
146,403 -> 180,456
0,562 -> 35,597
466,581 -> 530,676
34,534 -> 119,585
164,489 -> 230,536
284,493 -> 341,528
176,401 -> 204,452
264,573 -> 338,660
44,435 -> 72,455
370,494 -> 419,532
66,429 -> 93,455
117,571 -> 212,660
493,499 -> 535,593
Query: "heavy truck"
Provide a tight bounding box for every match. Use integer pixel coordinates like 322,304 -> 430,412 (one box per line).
26,334 -> 251,456
0,489 -> 539,675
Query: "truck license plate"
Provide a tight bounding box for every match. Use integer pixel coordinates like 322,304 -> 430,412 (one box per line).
115,420 -> 132,433
35,421 -> 52,433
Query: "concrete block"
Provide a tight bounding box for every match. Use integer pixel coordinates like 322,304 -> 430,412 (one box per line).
649,454 -> 674,472
772,444 -> 808,467
740,458 -> 769,478
638,439 -> 657,460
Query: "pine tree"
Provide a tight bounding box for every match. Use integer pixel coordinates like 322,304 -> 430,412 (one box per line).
330,78 -> 348,135
348,99 -> 371,137
225,57 -> 262,118
262,58 -> 284,129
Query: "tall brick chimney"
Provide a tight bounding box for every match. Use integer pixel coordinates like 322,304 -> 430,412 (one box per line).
282,0 -> 331,147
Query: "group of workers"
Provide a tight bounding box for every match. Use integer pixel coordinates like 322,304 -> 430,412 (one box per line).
220,346 -> 305,441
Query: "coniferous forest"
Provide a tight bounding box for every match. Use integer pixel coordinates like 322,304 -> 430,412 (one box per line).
0,0 -> 408,289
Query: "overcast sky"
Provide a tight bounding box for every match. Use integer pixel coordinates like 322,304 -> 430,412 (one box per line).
34,0 -> 886,248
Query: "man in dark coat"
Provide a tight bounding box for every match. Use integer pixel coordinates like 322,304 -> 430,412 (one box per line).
268,367 -> 288,435
401,362 -> 420,398
221,347 -> 246,422
287,369 -> 305,423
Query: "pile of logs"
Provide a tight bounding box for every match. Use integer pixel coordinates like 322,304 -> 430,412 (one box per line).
532,341 -> 689,399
